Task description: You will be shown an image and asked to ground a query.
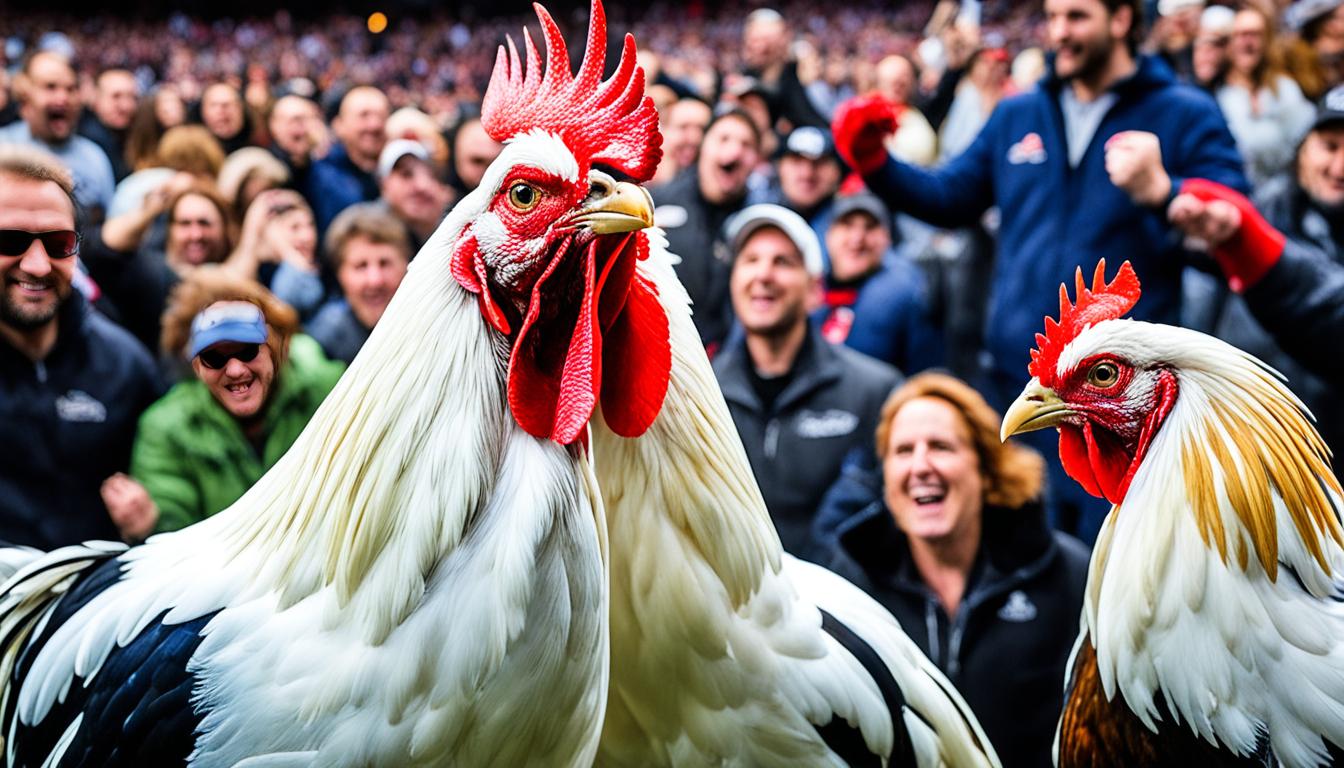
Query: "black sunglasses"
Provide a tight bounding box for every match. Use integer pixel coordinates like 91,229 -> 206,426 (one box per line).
197,343 -> 261,370
0,229 -> 80,259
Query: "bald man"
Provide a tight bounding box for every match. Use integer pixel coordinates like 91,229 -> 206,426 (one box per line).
0,52 -> 116,222
78,68 -> 139,181
305,85 -> 390,232
874,55 -> 938,167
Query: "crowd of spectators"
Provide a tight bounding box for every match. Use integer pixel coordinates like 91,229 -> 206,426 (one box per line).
4,1 -> 1344,764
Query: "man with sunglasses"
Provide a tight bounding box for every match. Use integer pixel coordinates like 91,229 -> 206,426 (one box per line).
114,269 -> 343,537
0,147 -> 159,549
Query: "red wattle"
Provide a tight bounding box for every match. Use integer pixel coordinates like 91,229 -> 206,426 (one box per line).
450,235 -> 512,335
504,232 -> 670,446
600,270 -> 670,437
1059,424 -> 1104,499
507,236 -> 599,445
1084,421 -> 1131,505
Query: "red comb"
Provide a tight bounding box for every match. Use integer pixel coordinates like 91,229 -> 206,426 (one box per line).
480,0 -> 663,183
1028,260 -> 1141,385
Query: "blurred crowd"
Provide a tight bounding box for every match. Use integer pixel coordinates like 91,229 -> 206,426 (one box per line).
4,1 -> 1344,763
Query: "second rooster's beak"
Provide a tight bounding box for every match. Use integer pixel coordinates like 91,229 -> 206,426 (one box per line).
1001,380 -> 1075,441
574,173 -> 655,234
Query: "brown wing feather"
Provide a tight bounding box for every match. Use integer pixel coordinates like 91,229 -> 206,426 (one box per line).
1057,637 -> 1270,768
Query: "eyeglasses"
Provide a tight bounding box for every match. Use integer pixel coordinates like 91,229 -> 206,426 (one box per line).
0,229 -> 80,259
197,343 -> 261,370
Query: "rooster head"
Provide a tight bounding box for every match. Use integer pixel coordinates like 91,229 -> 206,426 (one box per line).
999,260 -> 1178,505
451,0 -> 668,446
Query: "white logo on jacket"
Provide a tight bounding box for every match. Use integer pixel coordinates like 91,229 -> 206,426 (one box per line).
1007,132 -> 1047,165
997,590 -> 1038,622
56,390 -> 107,423
795,409 -> 859,438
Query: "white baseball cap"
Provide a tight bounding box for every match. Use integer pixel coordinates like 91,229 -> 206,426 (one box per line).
726,204 -> 823,277
376,138 -> 431,181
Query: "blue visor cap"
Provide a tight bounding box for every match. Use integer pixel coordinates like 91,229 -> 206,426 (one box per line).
188,302 -> 269,359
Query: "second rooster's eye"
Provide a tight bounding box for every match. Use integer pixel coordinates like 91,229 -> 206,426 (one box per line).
508,183 -> 540,211
1087,361 -> 1121,389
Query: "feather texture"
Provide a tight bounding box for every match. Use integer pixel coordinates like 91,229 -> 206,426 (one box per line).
591,231 -> 999,767
0,125 -> 612,768
1055,320 -> 1344,768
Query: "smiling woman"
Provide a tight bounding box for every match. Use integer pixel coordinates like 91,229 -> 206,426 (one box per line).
111,267 -> 345,537
826,372 -> 1091,768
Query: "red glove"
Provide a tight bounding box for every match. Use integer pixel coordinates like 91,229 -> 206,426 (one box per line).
832,94 -> 899,177
1180,178 -> 1284,292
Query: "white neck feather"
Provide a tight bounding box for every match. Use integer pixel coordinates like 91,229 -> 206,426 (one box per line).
199,214 -> 512,641
591,231 -> 778,606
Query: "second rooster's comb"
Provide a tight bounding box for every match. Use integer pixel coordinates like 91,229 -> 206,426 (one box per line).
1028,259 -> 1141,384
480,0 -> 662,184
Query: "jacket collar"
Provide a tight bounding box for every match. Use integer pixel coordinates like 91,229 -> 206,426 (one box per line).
835,496 -> 1056,590
718,322 -> 845,414
0,291 -> 89,371
1040,52 -> 1174,100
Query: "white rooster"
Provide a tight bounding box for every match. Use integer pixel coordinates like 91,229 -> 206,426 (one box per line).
0,4 -> 668,764
588,202 -> 1000,763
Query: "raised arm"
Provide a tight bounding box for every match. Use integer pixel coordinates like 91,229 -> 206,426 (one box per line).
1169,178 -> 1344,386
832,95 -> 996,228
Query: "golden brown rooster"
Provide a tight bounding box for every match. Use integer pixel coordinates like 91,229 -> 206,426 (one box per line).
1001,260 -> 1344,767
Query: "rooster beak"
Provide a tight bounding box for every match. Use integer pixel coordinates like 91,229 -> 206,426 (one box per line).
1001,380 -> 1075,441
574,173 -> 655,234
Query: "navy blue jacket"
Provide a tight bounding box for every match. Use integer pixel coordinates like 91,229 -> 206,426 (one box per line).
305,142 -> 380,235
713,326 -> 900,560
864,55 -> 1248,406
0,295 -> 160,548
815,254 -> 944,377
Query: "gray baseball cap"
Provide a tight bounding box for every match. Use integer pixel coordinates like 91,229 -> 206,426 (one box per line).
726,204 -> 823,276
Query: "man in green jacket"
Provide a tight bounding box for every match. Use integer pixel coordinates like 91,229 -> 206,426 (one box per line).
102,270 -> 344,538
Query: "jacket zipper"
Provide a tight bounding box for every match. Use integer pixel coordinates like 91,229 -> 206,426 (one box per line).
924,600 -> 940,667
764,418 -> 780,459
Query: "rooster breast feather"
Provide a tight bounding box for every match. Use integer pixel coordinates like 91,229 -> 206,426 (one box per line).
0,195 -> 610,768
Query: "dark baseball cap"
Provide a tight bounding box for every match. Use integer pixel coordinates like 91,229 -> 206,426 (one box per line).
831,193 -> 891,229
1311,85 -> 1344,133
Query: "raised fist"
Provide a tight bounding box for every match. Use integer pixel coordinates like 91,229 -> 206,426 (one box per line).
832,94 -> 900,176
1104,131 -> 1172,208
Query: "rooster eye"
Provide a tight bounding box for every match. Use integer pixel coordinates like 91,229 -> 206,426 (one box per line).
1087,361 -> 1121,389
508,183 -> 540,211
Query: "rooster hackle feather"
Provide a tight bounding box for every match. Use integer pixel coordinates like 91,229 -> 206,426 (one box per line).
1002,260 -> 1344,767
589,181 -> 1002,766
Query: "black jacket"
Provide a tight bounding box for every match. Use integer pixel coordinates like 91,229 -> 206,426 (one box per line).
1210,176 -> 1344,478
713,326 -> 899,559
77,112 -> 130,182
828,501 -> 1090,768
652,168 -> 746,350
1243,239 -> 1344,388
0,294 -> 160,548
